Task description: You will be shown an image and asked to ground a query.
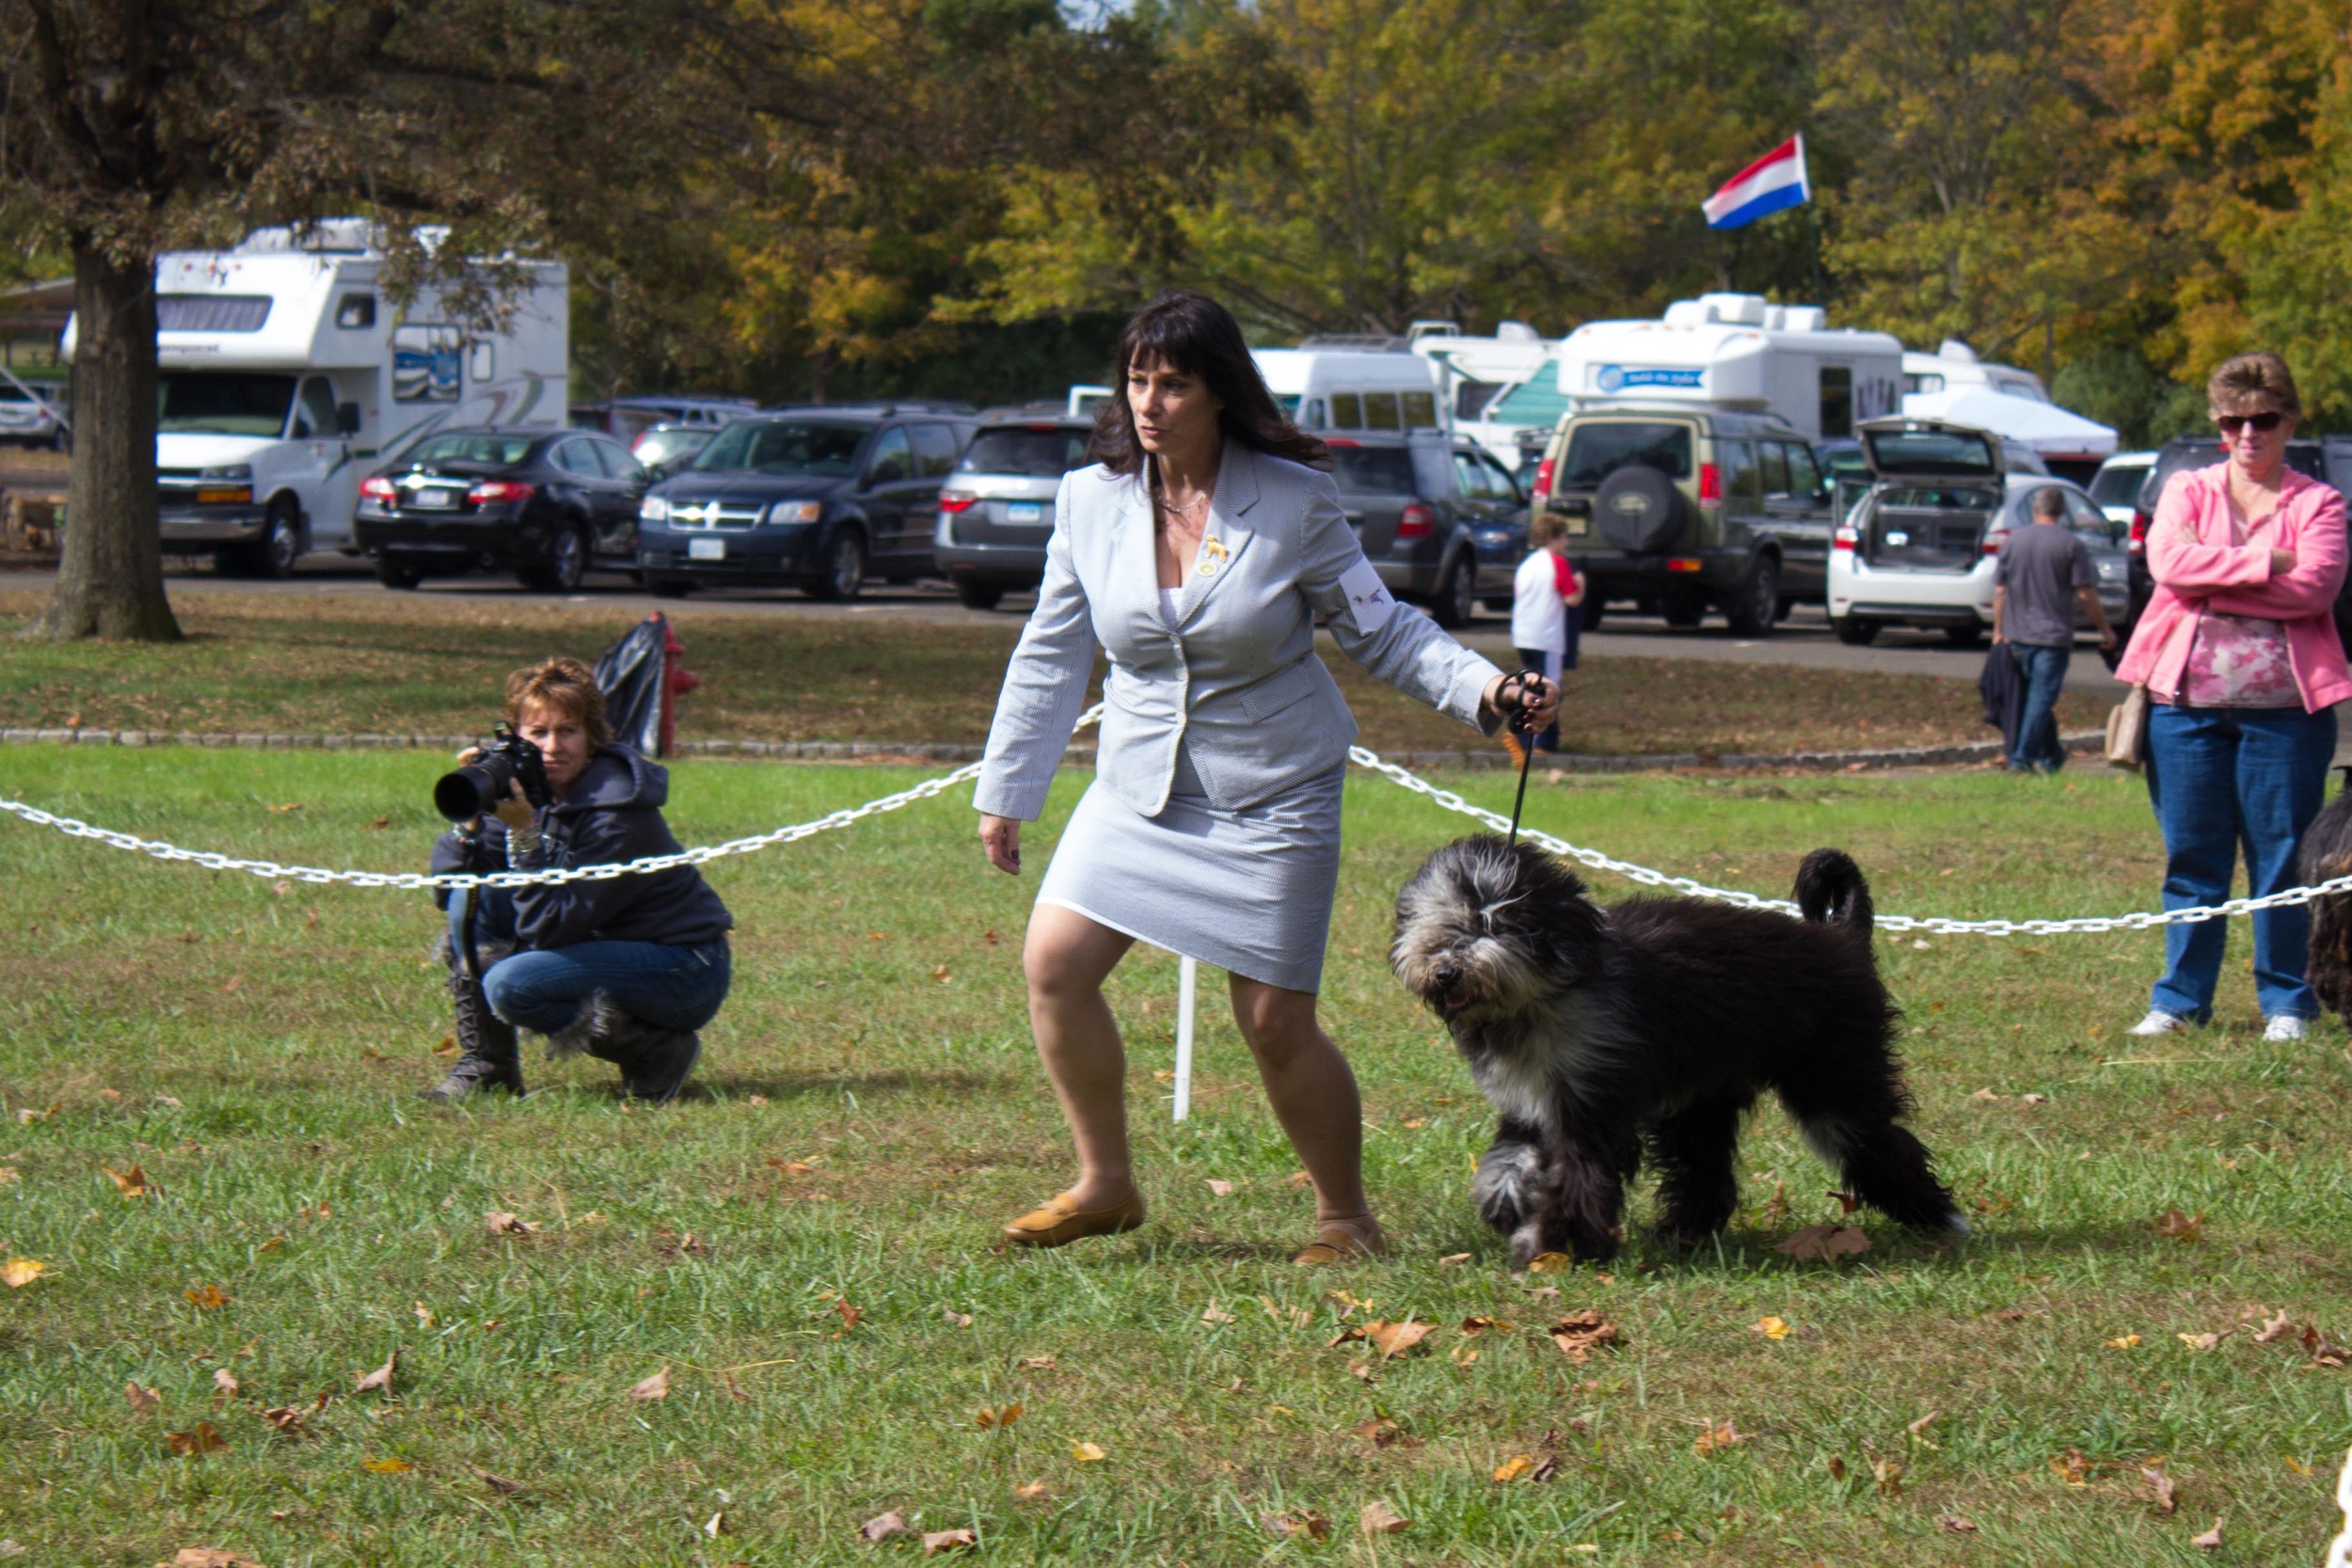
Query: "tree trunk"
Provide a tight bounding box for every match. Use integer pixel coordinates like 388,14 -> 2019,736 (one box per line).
25,242 -> 181,642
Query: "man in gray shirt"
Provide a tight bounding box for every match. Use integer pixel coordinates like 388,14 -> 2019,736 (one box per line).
1992,485 -> 2117,772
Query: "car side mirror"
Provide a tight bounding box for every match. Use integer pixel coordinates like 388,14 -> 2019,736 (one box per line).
337,403 -> 361,437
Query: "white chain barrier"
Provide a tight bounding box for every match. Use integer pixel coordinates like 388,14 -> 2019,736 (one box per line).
7,708 -> 2352,932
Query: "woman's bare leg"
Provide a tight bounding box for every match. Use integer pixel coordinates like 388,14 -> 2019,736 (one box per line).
1229,975 -> 1376,1235
1023,903 -> 1139,1209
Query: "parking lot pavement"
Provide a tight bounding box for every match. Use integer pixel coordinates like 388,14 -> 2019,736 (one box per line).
4,561 -> 2129,697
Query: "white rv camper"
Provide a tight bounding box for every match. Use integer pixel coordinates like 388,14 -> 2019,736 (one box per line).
1409,320 -> 1568,467
1903,340 -> 2049,402
63,220 -> 567,576
1251,347 -> 1447,437
1553,293 -> 1903,441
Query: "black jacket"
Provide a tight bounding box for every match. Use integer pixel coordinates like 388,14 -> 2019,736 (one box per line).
1978,641 -> 2025,757
431,744 -> 733,951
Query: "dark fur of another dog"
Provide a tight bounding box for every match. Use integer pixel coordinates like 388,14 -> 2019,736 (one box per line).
2296,767 -> 2352,1026
1391,835 -> 1966,1264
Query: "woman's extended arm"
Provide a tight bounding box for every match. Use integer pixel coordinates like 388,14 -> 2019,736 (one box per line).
974,473 -> 1100,828
2147,470 -> 2289,594
2201,485 -> 2349,620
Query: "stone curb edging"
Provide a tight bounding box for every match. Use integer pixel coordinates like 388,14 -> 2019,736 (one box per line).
0,725 -> 2105,774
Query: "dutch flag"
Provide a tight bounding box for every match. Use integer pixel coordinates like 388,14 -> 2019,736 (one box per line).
1701,135 -> 1810,231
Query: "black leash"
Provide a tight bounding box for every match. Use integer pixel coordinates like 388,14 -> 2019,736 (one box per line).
1502,666 -> 1547,847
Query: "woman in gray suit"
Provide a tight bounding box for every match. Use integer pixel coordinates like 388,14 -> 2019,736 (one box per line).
976,291 -> 1558,1264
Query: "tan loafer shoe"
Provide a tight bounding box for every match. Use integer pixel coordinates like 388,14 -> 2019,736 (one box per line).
1293,1220 -> 1389,1266
1002,1189 -> 1147,1249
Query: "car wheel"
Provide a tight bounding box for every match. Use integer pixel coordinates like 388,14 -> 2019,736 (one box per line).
240,497 -> 302,579
1661,591 -> 1707,629
807,529 -> 866,601
520,520 -> 589,593
1724,554 -> 1780,638
1832,616 -> 1880,645
1944,624 -> 1985,649
954,579 -> 1004,611
375,556 -> 424,591
1430,553 -> 1476,629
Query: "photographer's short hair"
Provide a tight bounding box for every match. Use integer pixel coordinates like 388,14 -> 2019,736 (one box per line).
2032,486 -> 2067,520
1528,514 -> 1560,547
2207,351 -> 2302,420
504,657 -> 612,750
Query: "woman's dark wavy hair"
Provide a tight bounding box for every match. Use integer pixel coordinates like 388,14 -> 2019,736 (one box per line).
1089,290 -> 1329,477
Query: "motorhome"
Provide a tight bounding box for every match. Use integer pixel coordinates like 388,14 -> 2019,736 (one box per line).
1552,293 -> 1903,442
1251,347 -> 1447,437
63,220 -> 567,577
1408,320 -> 1570,468
1903,340 -> 2048,402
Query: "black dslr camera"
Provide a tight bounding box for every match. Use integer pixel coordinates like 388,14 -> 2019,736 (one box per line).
434,724 -> 554,822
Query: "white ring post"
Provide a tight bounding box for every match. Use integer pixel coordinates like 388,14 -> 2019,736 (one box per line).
1172,956 -> 1198,1122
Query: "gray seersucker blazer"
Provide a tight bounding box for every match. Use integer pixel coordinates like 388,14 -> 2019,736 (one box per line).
975,444 -> 1503,822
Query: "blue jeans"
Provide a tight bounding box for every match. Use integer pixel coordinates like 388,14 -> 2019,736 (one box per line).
2144,702 -> 2337,1022
451,889 -> 731,1036
2010,642 -> 2071,772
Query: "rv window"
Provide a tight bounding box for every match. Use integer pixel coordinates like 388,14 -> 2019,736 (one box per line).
1757,441 -> 1790,499
391,325 -> 461,403
692,420 -> 866,477
156,372 -> 295,437
1402,391 -> 1437,429
1328,448 -> 1416,495
1303,398 -> 1327,429
157,295 -> 271,333
1558,422 -> 1692,488
1330,393 -> 1362,429
1903,372 -> 1946,396
1717,439 -> 1760,507
468,341 -> 494,383
1819,366 -> 1853,437
1362,392 -> 1402,432
291,378 -> 340,440
336,294 -> 376,329
1454,380 -> 1502,420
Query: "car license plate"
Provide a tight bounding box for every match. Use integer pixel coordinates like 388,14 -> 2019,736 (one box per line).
410,487 -> 458,510
688,536 -> 726,561
1006,501 -> 1043,524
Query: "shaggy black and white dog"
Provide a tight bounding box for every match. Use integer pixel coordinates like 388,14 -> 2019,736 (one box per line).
1391,835 -> 1966,1264
2296,768 -> 2352,1027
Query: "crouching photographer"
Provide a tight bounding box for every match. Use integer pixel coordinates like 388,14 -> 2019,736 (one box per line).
423,657 -> 733,1104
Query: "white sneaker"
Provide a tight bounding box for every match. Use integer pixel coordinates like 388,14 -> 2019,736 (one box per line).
2263,1015 -> 2309,1043
2127,1008 -> 2193,1037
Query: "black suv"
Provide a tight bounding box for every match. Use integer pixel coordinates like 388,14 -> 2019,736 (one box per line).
636,407 -> 977,599
1330,433 -> 1525,628
2127,436 -> 2352,635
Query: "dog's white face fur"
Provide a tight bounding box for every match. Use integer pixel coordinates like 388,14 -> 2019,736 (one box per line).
1391,838 -> 1563,1023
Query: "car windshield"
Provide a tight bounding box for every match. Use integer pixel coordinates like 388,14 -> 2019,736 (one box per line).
1867,429 -> 1999,476
635,428 -> 712,467
0,384 -> 48,404
1559,422 -> 1692,487
2088,465 -> 2146,507
1329,447 -> 1418,494
692,420 -> 865,475
407,433 -> 536,467
961,427 -> 1089,476
157,372 -> 295,436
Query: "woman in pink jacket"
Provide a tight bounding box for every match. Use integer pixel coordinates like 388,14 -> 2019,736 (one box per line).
2114,352 -> 2351,1041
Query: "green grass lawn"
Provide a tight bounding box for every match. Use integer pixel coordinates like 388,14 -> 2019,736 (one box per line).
0,587 -> 2111,757
1,748 -> 2346,1565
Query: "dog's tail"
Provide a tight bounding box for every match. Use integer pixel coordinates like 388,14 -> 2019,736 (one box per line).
1795,847 -> 1874,940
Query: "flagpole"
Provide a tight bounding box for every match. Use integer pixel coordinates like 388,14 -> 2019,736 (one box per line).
1798,130 -> 1826,307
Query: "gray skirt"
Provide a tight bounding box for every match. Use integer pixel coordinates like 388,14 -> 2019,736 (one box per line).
1036,745 -> 1345,993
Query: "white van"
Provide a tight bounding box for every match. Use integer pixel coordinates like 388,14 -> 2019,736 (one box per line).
1408,320 -> 1569,468
63,219 -> 567,577
1251,348 -> 1447,437
1553,293 -> 1903,441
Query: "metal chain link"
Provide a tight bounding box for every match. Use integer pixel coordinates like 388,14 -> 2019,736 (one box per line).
8,705 -> 2352,931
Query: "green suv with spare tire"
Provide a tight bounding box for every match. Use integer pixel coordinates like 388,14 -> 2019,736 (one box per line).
1533,405 -> 1837,637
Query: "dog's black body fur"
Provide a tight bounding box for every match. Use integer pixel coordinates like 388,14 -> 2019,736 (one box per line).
2297,768 -> 2352,1027
1391,835 -> 1965,1264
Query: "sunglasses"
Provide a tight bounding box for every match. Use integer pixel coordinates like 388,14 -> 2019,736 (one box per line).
2217,411 -> 2286,436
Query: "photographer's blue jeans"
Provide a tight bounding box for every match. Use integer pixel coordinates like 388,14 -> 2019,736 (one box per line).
2010,642 -> 2070,772
452,890 -> 731,1037
2144,701 -> 2336,1023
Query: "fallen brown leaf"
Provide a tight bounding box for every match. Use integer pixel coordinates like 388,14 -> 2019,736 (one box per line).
1828,1455 -> 1848,1481
1752,1315 -> 1790,1340
2142,1465 -> 2178,1515
1263,1511 -> 1330,1541
1069,1440 -> 1106,1463
834,1300 -> 863,1330
361,1457 -> 413,1473
212,1368 -> 239,1403
2191,1517 -> 2223,1550
1939,1514 -> 1979,1534
2153,1209 -> 2206,1243
860,1512 -> 910,1543
1,1259 -> 45,1289
920,1528 -> 976,1555
1549,1310 -> 1621,1363
1200,1300 -> 1236,1325
1016,1354 -> 1057,1371
1359,1499 -> 1410,1536
1774,1225 -> 1871,1261
942,1307 -> 974,1327
1438,1251 -> 1471,1265
1874,1458 -> 1904,1496
1692,1419 -> 1747,1456
2303,1324 -> 2351,1368
1493,1453 -> 1538,1482
1366,1318 -> 1433,1359
355,1350 -> 396,1396
930,965 -> 952,984
258,1405 -> 310,1439
183,1285 -> 230,1309
767,1158 -> 818,1176
2177,1331 -> 2230,1352
163,1551 -> 264,1568
626,1367 -> 671,1402
167,1421 -> 227,1458
703,1510 -> 724,1540
2253,1309 -> 2296,1344
1458,1315 -> 1511,1335
1205,1179 -> 1234,1196
1012,1481 -> 1050,1502
125,1380 -> 162,1413
2106,1334 -> 2143,1349
1906,1411 -> 1941,1439
103,1164 -> 150,1199
1524,1251 -> 1571,1274
1356,1417 -> 1404,1448
2053,1449 -> 2093,1485
485,1211 -> 537,1236
976,1403 -> 1022,1430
